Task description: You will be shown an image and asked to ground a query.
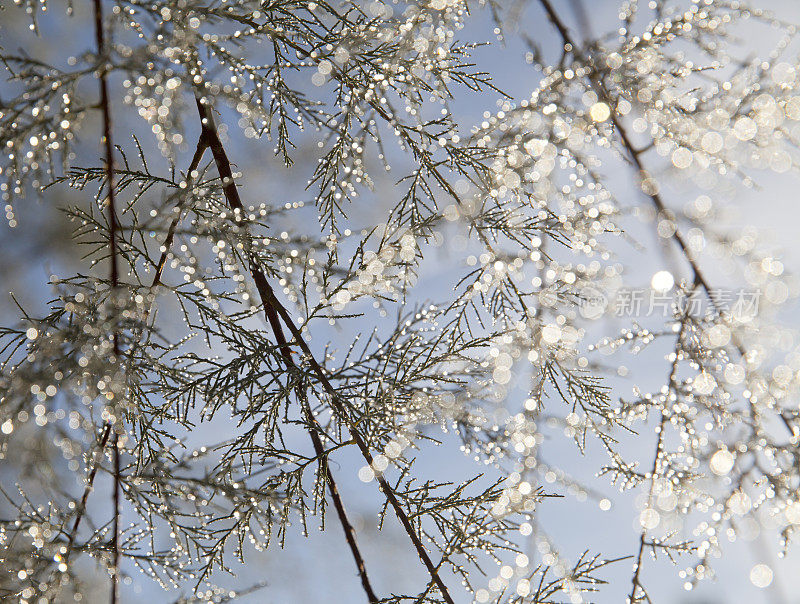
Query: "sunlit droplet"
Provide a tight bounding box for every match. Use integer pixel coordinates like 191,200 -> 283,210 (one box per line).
590,102 -> 611,122
750,564 -> 773,588
710,449 -> 735,476
651,270 -> 674,292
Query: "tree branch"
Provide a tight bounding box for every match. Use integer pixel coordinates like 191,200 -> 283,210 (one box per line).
151,136 -> 210,288
65,423 -> 112,552
195,97 -> 382,603
91,0 -> 121,601
628,299 -> 692,603
63,133 -> 209,563
537,0 -> 796,439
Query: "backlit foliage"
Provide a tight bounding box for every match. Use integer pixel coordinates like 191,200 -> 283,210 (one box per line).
2,1 -> 800,602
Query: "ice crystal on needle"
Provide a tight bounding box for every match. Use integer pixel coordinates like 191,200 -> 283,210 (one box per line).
3,0 -> 800,602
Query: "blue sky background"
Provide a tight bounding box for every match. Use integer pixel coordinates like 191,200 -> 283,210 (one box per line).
3,1 -> 800,602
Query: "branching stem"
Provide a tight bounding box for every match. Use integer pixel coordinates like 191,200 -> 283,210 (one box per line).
195,97 -> 385,603
63,133 -> 209,564
537,0 -> 795,437
91,0 -> 120,601
536,2 -> 796,597
628,302 -> 692,603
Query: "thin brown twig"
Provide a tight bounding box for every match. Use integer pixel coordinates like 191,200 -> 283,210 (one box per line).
65,8 -> 211,594
62,134 -> 208,563
92,0 -> 121,601
195,97 -> 382,603
537,0 -> 796,438
151,137 -> 210,288
195,92 -> 458,602
259,272 -> 379,603
266,273 -> 456,604
628,297 -> 693,603
65,423 -> 112,551
536,1 -> 797,598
